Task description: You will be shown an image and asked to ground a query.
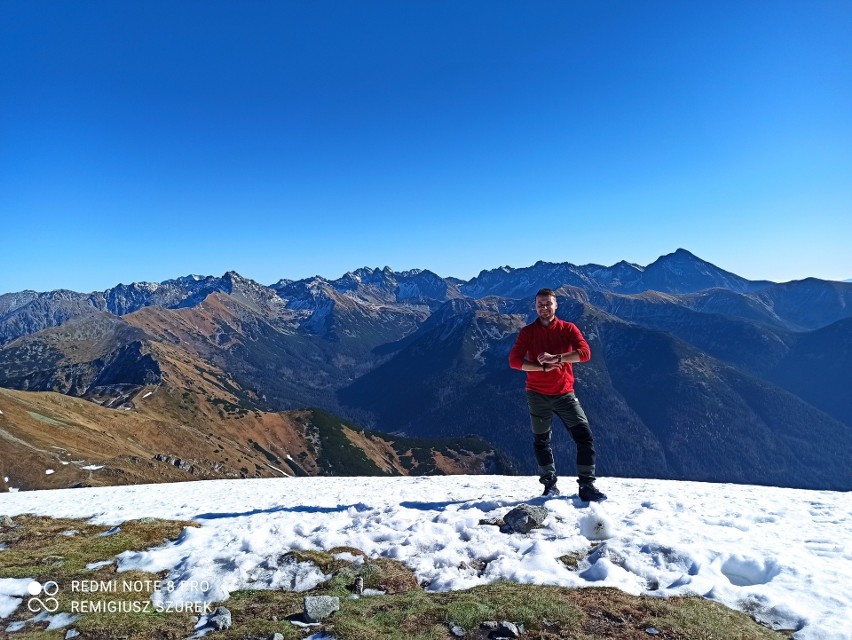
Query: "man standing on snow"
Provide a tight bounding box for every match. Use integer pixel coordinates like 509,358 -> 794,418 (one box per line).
509,288 -> 606,501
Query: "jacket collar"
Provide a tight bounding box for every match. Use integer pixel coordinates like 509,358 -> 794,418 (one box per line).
538,316 -> 563,330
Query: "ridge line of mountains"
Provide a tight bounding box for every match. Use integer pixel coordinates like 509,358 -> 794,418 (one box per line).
2,248 -> 850,491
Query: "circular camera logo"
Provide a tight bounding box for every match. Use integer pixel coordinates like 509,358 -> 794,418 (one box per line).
27,580 -> 60,612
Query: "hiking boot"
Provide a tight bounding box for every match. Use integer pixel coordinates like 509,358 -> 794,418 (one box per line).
539,473 -> 560,496
578,481 -> 607,502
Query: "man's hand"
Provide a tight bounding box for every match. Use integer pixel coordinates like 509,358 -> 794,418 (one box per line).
522,358 -> 561,372
537,352 -> 560,365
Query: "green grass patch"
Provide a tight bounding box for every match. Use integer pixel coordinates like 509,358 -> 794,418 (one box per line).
0,515 -> 202,639
641,594 -> 794,639
0,515 -> 197,580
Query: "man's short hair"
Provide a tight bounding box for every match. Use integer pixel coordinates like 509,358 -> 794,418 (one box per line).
535,288 -> 557,299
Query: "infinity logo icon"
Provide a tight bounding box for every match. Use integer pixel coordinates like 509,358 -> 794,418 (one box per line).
27,580 -> 60,613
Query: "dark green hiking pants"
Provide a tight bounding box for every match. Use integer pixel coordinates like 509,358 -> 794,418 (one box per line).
526,390 -> 596,482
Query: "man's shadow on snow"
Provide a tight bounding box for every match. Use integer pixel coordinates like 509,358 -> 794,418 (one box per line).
193,502 -> 373,521
194,495 -> 595,521
399,494 -> 592,512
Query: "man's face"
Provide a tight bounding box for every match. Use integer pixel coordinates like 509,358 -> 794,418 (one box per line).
535,295 -> 557,322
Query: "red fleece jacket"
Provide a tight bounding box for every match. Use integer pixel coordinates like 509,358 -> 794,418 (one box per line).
508,317 -> 591,395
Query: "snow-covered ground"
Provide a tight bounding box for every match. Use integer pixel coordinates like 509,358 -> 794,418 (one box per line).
1,476 -> 850,639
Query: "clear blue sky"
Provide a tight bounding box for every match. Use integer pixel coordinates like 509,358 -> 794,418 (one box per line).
2,1 -> 850,294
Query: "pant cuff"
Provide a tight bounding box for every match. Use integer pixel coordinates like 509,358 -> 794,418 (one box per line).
576,464 -> 595,481
538,464 -> 556,477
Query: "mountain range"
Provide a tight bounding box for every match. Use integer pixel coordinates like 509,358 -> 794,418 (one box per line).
2,249 -> 850,491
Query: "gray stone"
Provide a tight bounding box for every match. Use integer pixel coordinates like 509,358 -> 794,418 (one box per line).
0,515 -> 15,529
269,634 -> 285,640
208,606 -> 232,631
449,622 -> 466,637
500,504 -> 548,534
303,595 -> 340,622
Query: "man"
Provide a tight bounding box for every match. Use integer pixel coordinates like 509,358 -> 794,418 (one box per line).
508,288 -> 606,501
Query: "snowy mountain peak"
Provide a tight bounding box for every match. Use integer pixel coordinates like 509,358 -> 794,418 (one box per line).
613,259 -> 644,272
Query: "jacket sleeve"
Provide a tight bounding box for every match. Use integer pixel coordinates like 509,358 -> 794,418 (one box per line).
508,327 -> 528,370
569,323 -> 591,362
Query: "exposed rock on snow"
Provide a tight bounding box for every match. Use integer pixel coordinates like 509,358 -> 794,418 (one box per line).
500,504 -> 548,534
